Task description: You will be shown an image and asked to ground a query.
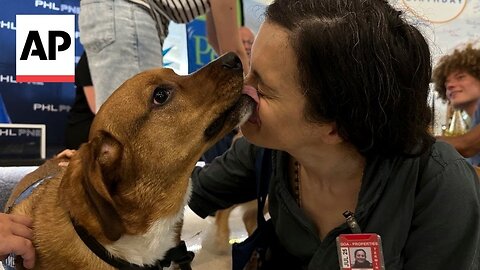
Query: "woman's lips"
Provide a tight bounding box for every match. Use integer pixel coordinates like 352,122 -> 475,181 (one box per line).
242,85 -> 260,125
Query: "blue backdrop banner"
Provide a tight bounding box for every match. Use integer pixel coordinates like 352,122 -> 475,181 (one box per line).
0,0 -> 82,157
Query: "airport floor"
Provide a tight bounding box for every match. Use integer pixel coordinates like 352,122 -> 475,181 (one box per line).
0,206 -> 248,270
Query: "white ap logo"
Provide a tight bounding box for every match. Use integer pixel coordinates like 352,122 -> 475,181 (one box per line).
16,15 -> 75,83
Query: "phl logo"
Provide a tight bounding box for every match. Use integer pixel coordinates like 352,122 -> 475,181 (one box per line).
16,15 -> 75,83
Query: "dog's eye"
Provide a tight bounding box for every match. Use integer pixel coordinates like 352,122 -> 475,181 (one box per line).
153,87 -> 171,105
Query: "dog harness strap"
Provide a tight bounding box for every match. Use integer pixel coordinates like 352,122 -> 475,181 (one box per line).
73,221 -> 193,270
5,175 -> 54,214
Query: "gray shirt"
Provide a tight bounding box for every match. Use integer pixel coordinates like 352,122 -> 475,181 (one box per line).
190,138 -> 480,269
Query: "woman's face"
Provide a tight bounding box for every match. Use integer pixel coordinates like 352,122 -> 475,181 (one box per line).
355,250 -> 367,263
241,22 -> 325,151
445,71 -> 480,109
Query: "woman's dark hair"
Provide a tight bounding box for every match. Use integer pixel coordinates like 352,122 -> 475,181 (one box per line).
432,44 -> 480,101
266,0 -> 434,157
354,249 -> 367,257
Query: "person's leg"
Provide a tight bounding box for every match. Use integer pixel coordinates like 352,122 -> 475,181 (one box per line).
79,0 -> 163,112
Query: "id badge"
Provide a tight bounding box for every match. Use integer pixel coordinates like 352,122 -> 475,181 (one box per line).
336,233 -> 385,270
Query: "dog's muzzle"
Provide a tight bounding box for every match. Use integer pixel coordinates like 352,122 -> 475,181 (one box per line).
204,95 -> 256,140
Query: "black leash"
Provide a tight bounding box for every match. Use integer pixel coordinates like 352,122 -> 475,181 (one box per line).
73,221 -> 194,270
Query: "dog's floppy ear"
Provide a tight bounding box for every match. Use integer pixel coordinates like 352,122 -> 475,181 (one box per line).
78,131 -> 126,241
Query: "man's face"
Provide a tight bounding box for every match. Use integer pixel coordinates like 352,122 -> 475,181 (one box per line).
445,71 -> 480,109
239,27 -> 255,57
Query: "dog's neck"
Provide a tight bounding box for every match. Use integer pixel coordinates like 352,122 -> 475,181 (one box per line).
105,199 -> 187,266
73,209 -> 189,269
73,220 -> 194,270
65,176 -> 192,267
60,149 -> 195,266
105,181 -> 192,266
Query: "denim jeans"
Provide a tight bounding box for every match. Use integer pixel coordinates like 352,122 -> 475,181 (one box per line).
79,0 -> 163,112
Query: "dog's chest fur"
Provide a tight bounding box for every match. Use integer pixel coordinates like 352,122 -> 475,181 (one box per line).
105,182 -> 192,266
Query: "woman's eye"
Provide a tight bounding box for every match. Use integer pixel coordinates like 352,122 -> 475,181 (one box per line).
257,85 -> 266,97
153,87 -> 171,105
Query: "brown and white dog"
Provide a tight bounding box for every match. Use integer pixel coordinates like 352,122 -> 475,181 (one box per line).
4,52 -> 257,270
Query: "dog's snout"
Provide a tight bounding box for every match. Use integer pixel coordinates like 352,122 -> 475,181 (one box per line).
221,52 -> 242,71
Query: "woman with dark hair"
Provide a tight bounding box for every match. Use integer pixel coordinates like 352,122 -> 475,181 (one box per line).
188,0 -> 480,269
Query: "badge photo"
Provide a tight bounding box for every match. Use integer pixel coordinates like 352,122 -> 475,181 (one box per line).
336,233 -> 385,270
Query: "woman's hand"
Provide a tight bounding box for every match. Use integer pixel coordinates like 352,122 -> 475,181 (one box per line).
0,213 -> 35,269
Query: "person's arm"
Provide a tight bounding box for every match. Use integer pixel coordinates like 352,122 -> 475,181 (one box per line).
437,124 -> 480,157
83,86 -> 96,114
206,0 -> 250,71
189,137 -> 260,218
0,213 -> 35,269
402,159 -> 480,269
206,10 -> 220,55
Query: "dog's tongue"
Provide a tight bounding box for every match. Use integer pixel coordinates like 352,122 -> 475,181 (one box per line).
242,85 -> 260,124
242,85 -> 259,104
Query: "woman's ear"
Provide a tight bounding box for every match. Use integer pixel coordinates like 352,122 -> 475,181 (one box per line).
319,122 -> 344,145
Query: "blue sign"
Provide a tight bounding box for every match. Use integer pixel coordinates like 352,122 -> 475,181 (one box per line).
186,18 -> 217,73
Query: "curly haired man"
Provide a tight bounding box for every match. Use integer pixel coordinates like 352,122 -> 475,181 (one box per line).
434,44 -> 480,165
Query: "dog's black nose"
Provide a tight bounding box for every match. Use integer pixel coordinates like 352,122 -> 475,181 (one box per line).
222,52 -> 242,70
